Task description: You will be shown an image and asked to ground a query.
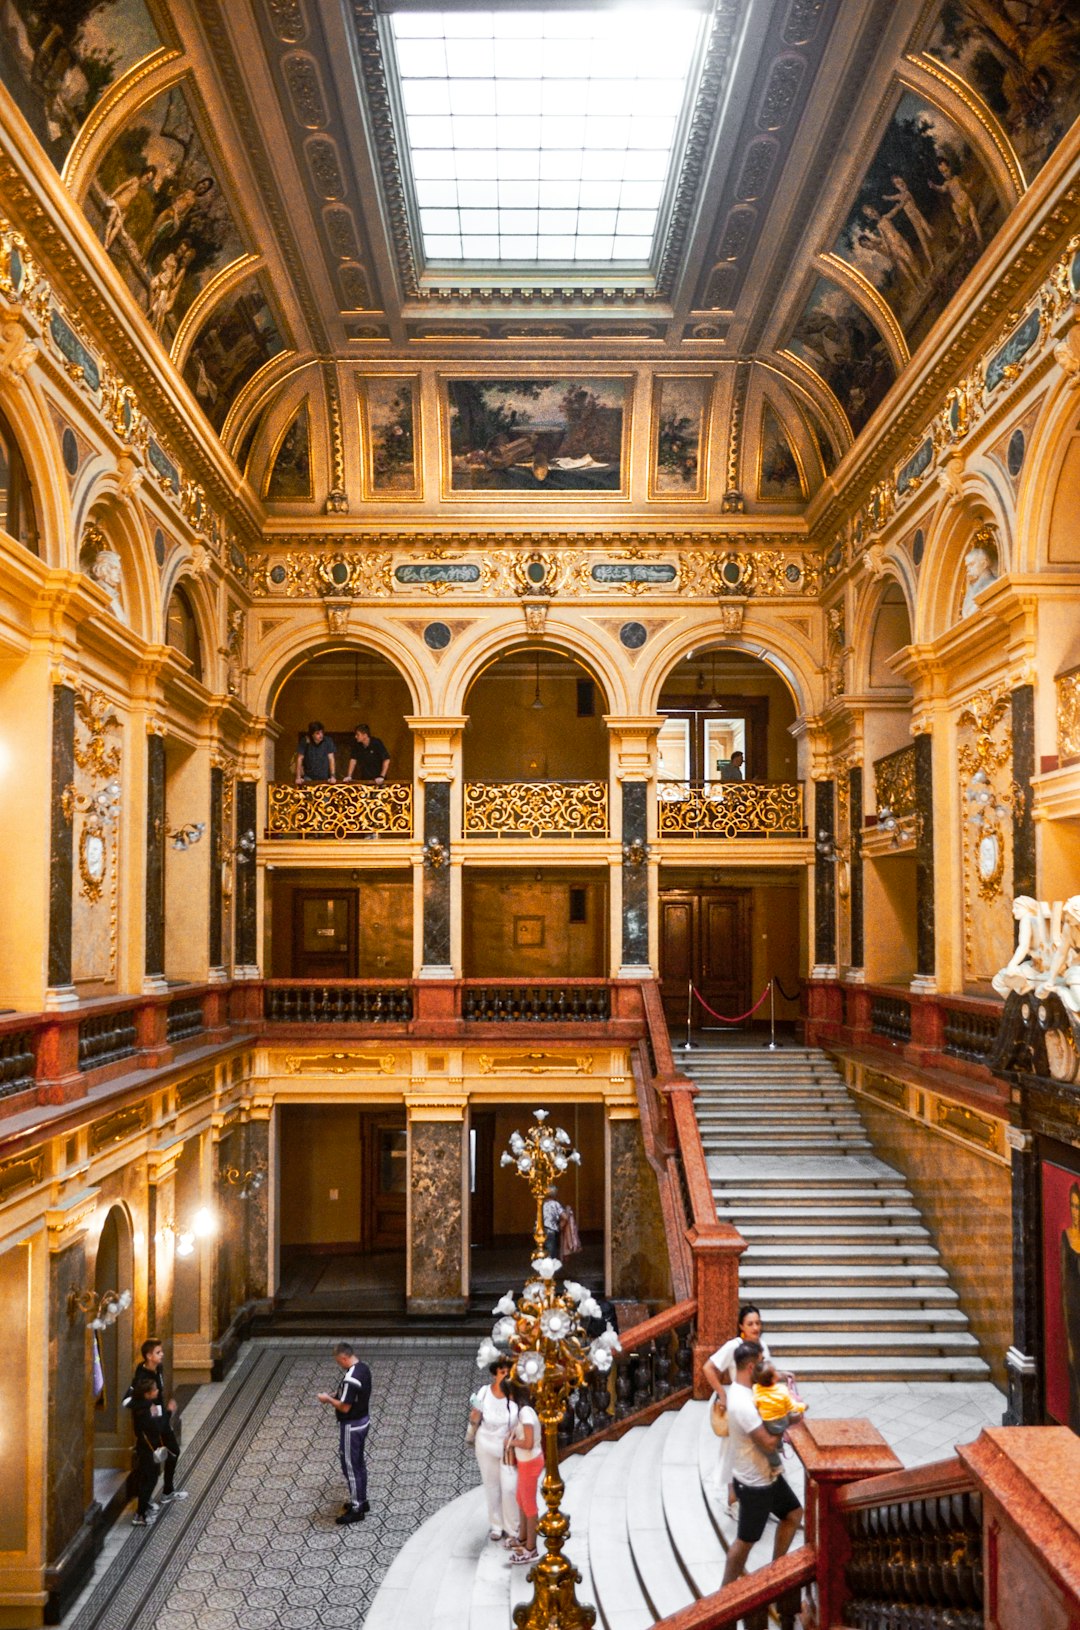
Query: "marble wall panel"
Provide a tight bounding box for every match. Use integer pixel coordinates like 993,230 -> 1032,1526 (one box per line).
422,782 -> 451,968
621,782 -> 649,966
857,1093 -> 1011,1385
145,733 -> 165,978
209,766 -> 223,968
915,733 -> 935,978
608,1116 -> 672,1305
849,765 -> 864,969
48,685 -> 75,989
814,779 -> 836,966
409,1118 -> 464,1314
235,781 -> 258,966
48,1239 -> 89,1562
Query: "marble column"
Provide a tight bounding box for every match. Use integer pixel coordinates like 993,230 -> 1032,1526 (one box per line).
244,1115 -> 271,1303
914,731 -> 935,984
619,781 -> 650,974
421,781 -> 452,975
48,684 -> 76,994
1005,1126 -> 1041,1425
408,1112 -> 466,1315
848,764 -> 864,971
813,779 -> 836,971
234,780 -> 258,969
208,765 -> 223,970
607,1112 -> 670,1302
1010,684 -> 1036,902
145,733 -> 166,985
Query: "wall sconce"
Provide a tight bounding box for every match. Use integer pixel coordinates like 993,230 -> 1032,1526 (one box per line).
876,805 -> 901,846
221,1160 -> 266,1200
815,830 -> 838,862
62,777 -> 122,826
224,829 -> 256,863
964,768 -> 1008,828
423,837 -> 448,871
170,822 -> 206,851
68,1286 -> 132,1328
622,838 -> 650,867
158,1206 -> 216,1257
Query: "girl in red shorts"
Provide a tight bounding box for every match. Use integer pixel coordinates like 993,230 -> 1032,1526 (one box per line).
507,1385 -> 543,1565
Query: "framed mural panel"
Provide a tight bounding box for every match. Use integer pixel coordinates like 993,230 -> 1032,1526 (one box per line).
1042,1152 -> 1080,1431
442,376 -> 630,497
359,375 -> 422,499
649,376 -> 712,500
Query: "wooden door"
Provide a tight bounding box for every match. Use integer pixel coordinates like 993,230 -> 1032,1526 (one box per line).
292,889 -> 356,978
363,1116 -> 407,1250
699,890 -> 752,1021
659,888 -> 752,1026
659,892 -> 696,1026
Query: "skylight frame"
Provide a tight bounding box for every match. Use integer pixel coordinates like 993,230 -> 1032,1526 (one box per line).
376,0 -> 712,286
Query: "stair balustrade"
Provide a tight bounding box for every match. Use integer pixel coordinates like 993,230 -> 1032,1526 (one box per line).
0,1027 -> 35,1100
461,982 -> 611,1022
165,993 -> 205,1044
262,982 -> 413,1024
77,1007 -> 138,1071
559,1301 -> 698,1455
869,992 -> 912,1043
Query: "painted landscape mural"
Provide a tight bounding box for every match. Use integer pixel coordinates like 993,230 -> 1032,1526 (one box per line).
0,0 -> 161,168
83,81 -> 245,345
786,279 -> 896,436
926,0 -> 1080,183
446,378 -> 626,493
182,275 -> 283,433
653,376 -> 710,497
833,90 -> 1004,352
361,376 -> 420,496
759,403 -> 803,500
266,403 -> 311,501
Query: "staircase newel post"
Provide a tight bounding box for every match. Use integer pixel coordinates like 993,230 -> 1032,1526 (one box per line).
790,1417 -> 902,1629
686,1222 -> 746,1397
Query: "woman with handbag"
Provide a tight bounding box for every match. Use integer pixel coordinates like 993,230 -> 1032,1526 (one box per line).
467,1357 -> 521,1541
130,1377 -> 168,1527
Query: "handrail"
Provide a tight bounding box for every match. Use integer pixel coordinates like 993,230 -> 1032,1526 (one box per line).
616,1297 -> 698,1354
650,1549 -> 816,1630
834,1453 -> 971,1512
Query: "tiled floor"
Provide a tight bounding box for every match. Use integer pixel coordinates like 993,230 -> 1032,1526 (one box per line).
59,1340 -> 1005,1630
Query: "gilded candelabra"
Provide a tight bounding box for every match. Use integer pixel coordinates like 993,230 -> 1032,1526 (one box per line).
499,1108 -> 582,1257
481,1111 -> 618,1630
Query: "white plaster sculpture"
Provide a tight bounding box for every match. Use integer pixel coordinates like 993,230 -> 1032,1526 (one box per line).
87,544 -> 127,624
1035,896 -> 1080,1016
960,532 -> 999,618
993,894 -> 1080,1016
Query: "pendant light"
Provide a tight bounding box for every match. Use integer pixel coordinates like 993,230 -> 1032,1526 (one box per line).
706,649 -> 721,709
530,651 -> 544,710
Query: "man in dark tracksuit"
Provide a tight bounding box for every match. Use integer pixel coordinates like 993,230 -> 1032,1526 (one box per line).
130,1378 -> 166,1526
318,1341 -> 372,1525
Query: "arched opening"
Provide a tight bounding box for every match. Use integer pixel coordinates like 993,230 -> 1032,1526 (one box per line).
655,646 -> 802,1029
92,1204 -> 134,1470
861,578 -> 918,987
271,648 -> 414,783
0,407 -> 39,556
165,582 -> 203,682
462,644 -> 609,781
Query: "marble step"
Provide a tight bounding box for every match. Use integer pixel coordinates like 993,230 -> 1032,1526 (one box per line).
366,1487 -> 487,1630
742,1243 -> 941,1266
558,1438 -> 613,1621
762,1305 -> 970,1331
695,1109 -> 866,1125
588,1430 -> 655,1630
716,1204 -> 922,1223
660,1398 -> 732,1598
766,1329 -> 982,1356
737,1223 -> 930,1241
701,1138 -> 874,1155
712,1186 -> 913,1205
768,1354 -> 991,1380
742,1262 -> 950,1286
624,1412 -> 697,1620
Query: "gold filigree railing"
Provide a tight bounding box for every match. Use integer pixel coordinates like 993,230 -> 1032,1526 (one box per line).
1058,665 -> 1080,764
656,781 -> 804,838
463,780 -> 608,838
873,743 -> 917,818
266,782 -> 412,839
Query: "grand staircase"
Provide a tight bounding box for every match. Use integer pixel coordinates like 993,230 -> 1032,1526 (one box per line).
365,1399 -> 797,1630
686,1043 -> 990,1382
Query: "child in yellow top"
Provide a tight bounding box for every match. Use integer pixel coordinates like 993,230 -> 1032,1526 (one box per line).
752,1357 -> 806,1466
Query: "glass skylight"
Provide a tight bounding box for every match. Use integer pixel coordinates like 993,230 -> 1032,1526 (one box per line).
387,6 -> 704,266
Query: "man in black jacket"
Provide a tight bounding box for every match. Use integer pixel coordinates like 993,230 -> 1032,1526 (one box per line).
130,1377 -> 167,1526
318,1341 -> 372,1525
125,1337 -> 187,1503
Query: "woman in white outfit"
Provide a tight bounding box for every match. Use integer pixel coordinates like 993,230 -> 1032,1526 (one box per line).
469,1357 -> 521,1540
702,1304 -> 775,1509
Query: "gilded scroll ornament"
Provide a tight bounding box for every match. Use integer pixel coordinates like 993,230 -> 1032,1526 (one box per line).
266,782 -> 412,839
285,1053 -> 397,1075
1057,667 -> 1080,763
873,746 -> 917,821
463,781 -> 608,839
656,781 -> 803,838
476,1052 -> 594,1076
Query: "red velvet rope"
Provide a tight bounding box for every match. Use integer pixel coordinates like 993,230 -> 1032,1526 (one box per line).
691,980 -> 773,1024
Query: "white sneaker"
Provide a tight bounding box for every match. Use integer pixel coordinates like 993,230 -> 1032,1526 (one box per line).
160,1490 -> 189,1503
132,1513 -> 154,1527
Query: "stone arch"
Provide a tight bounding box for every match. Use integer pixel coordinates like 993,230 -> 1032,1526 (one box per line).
257,620 -> 424,722
0,371 -> 70,567
1017,368 -> 1080,576
851,569 -> 915,696
163,573 -> 210,685
88,1202 -> 135,1447
915,483 -> 1010,645
443,614 -> 626,717
76,478 -> 160,642
639,618 -> 818,723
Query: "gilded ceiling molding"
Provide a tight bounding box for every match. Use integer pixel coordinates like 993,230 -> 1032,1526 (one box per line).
817,252 -> 910,369
907,54 -> 1024,200
221,352 -> 309,452
778,347 -> 854,447
62,47 -> 184,197
322,360 -> 347,512
722,360 -> 749,512
171,252 -> 264,369
756,354 -> 852,459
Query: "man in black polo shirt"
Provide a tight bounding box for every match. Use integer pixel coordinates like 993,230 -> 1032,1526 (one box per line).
344,724 -> 390,784
295,720 -> 336,785
318,1341 -> 372,1525
124,1337 -> 187,1504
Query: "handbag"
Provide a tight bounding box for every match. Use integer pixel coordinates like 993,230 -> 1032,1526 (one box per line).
152,1444 -> 169,1464
558,1205 -> 582,1257
465,1420 -> 478,1445
710,1396 -> 729,1438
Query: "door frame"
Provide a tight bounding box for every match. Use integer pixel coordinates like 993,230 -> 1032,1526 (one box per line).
291,887 -> 358,978
658,885 -> 753,1026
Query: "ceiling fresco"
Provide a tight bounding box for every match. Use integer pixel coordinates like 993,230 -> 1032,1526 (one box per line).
0,0 -> 1072,511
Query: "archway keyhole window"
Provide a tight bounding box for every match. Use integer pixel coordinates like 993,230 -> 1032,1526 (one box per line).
165,584 -> 203,683
0,409 -> 39,555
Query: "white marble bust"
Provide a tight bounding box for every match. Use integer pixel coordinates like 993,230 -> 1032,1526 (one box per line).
960,540 -> 998,618
88,545 -> 127,624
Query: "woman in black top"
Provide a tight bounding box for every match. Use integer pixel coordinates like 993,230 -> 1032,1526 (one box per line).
131,1377 -> 166,1526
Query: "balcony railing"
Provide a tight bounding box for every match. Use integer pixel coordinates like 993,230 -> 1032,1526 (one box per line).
463,779 -> 608,838
263,983 -> 413,1024
462,982 -> 611,1022
265,782 -> 412,840
873,743 -> 917,819
656,780 -> 804,839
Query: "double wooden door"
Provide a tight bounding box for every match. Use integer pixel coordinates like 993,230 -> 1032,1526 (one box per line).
659,889 -> 752,1029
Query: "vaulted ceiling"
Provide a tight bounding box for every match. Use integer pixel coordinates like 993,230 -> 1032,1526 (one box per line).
3,0 -> 1078,513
